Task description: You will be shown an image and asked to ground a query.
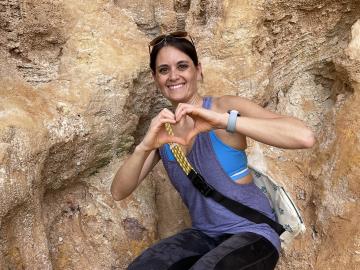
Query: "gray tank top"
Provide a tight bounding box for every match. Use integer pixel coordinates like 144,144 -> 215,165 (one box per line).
159,96 -> 280,253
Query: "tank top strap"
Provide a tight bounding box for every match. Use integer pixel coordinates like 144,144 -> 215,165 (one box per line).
202,96 -> 213,109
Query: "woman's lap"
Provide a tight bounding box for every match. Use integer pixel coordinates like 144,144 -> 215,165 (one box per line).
127,229 -> 278,270
127,229 -> 217,270
191,232 -> 278,270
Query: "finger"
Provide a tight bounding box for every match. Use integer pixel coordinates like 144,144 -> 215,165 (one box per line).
159,108 -> 176,120
175,104 -> 194,121
151,117 -> 176,132
175,103 -> 187,118
157,109 -> 177,123
174,104 -> 182,121
162,108 -> 175,117
158,118 -> 177,126
165,136 -> 186,146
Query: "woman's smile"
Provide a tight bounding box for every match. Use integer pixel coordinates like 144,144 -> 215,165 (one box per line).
167,83 -> 186,90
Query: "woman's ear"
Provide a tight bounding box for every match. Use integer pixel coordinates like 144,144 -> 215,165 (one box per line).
151,71 -> 156,80
152,71 -> 159,87
196,62 -> 203,81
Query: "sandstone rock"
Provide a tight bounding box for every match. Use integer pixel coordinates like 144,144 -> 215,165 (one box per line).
0,0 -> 359,269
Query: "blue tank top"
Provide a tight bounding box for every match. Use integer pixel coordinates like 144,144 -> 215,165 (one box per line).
159,96 -> 280,253
164,129 -> 250,180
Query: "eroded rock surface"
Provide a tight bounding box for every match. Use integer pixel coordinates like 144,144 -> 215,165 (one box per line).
0,0 -> 359,269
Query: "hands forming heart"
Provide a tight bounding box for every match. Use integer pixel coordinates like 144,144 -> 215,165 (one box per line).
174,103 -> 225,144
139,103 -> 225,152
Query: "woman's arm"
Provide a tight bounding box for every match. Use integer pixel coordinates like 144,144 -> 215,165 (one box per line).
110,147 -> 160,201
228,115 -> 314,149
111,108 -> 186,201
217,96 -> 315,149
174,96 -> 315,149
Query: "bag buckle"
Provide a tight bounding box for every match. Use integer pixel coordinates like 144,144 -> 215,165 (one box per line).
188,170 -> 214,197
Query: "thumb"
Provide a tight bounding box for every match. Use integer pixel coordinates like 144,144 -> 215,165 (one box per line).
167,136 -> 186,146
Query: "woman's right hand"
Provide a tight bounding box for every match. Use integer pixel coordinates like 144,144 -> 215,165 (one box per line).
138,108 -> 186,151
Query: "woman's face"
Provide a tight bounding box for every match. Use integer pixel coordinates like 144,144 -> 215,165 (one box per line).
152,46 -> 202,105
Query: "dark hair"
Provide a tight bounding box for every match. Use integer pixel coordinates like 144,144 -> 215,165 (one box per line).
149,36 -> 199,73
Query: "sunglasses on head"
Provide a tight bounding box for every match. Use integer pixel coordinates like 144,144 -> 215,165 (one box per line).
148,31 -> 195,54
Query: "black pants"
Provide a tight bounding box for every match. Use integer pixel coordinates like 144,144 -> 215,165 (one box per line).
127,229 -> 279,270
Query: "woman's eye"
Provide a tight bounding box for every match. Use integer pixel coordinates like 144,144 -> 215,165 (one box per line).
158,67 -> 169,74
178,64 -> 188,70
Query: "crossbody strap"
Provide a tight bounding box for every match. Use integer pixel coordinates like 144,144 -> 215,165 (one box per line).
164,123 -> 285,236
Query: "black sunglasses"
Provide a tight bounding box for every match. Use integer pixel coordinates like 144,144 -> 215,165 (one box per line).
148,31 -> 195,54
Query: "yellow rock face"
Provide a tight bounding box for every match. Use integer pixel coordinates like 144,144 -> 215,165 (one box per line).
0,0 -> 359,269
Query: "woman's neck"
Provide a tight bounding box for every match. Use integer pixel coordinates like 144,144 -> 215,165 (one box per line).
172,94 -> 203,108
188,94 -> 203,107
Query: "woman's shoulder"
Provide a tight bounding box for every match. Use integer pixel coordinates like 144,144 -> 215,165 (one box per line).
211,95 -> 250,112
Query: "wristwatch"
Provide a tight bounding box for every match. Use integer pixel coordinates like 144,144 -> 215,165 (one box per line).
226,110 -> 240,133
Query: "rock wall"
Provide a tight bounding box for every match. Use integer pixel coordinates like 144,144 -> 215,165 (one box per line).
0,0 -> 359,269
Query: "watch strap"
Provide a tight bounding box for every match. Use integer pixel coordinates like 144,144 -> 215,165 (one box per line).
226,110 -> 240,133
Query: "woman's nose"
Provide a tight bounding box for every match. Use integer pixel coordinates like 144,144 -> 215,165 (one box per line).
169,69 -> 179,80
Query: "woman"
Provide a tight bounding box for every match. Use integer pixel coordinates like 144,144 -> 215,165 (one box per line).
111,32 -> 315,270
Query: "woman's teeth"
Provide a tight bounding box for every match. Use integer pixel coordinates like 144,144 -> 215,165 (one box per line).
168,84 -> 184,90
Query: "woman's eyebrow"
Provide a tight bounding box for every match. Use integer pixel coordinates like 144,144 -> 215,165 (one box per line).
177,60 -> 190,64
157,64 -> 169,69
157,60 -> 190,68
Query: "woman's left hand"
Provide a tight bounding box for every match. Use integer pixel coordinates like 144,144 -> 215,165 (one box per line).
175,103 -> 226,144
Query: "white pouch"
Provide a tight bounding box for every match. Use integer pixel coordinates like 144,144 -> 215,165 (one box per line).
250,166 -> 306,248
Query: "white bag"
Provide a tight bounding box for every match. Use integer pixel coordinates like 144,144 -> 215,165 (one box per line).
250,166 -> 306,247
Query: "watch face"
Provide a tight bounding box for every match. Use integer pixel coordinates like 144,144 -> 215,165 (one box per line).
228,110 -> 240,117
